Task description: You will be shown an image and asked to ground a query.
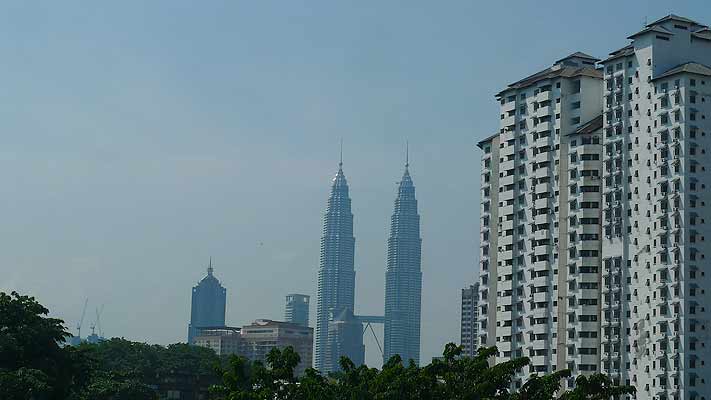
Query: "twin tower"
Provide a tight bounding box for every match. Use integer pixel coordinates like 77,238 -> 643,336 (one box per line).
314,154 -> 422,373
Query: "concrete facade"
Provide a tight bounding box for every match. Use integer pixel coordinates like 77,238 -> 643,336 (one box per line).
476,14 -> 711,399
477,52 -> 603,387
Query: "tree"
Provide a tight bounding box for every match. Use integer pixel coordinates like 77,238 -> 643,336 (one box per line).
0,291 -> 90,400
561,374 -> 635,400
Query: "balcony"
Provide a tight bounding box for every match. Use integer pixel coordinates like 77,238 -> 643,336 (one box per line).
537,120 -> 552,133
502,115 -> 516,128
533,292 -> 549,303
537,105 -> 552,117
535,151 -> 552,164
536,91 -> 551,103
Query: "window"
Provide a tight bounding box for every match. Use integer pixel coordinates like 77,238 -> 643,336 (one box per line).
572,101 -> 581,109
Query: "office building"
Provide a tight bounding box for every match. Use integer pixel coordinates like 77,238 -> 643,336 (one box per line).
325,307 -> 365,371
383,158 -> 423,365
192,327 -> 242,356
193,321 -> 313,377
187,259 -> 227,344
314,158 -> 360,372
241,319 -> 314,377
285,294 -> 310,327
460,283 -> 479,358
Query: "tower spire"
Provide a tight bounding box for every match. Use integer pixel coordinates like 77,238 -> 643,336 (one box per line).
405,140 -> 409,169
339,138 -> 343,169
207,256 -> 213,275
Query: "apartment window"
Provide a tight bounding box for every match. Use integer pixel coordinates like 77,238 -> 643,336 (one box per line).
572,101 -> 581,109
572,80 -> 581,93
691,79 -> 696,87
572,117 -> 581,124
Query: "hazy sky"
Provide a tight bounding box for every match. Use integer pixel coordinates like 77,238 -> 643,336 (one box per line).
2,1 -> 709,366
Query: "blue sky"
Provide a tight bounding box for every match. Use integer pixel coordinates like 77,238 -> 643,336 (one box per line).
1,1 -> 709,366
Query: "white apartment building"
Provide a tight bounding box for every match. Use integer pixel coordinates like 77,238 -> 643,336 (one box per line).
477,52 -> 603,388
477,14 -> 711,400
598,15 -> 711,400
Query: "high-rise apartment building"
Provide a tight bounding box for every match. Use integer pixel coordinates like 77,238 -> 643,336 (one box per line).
477,14 -> 711,398
314,159 -> 360,373
460,283 -> 480,358
598,15 -> 711,399
477,52 -> 603,387
285,294 -> 310,327
187,260 -> 227,344
383,160 -> 423,365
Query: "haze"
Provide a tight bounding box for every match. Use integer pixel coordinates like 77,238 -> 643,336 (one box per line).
1,0 -> 707,366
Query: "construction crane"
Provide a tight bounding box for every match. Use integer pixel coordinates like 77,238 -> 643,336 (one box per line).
90,304 -> 105,337
76,299 -> 88,339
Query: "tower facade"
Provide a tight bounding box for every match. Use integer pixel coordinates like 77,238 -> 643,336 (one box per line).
460,283 -> 480,358
598,15 -> 711,398
477,52 -> 603,387
383,162 -> 423,365
285,294 -> 310,327
314,161 -> 359,372
187,260 -> 227,344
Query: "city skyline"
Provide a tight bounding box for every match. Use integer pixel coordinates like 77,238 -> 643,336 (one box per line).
6,1 -> 710,369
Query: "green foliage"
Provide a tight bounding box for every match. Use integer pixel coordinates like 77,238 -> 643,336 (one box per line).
0,291 -> 90,400
212,342 -> 636,400
3,290 -> 636,400
561,374 -> 635,400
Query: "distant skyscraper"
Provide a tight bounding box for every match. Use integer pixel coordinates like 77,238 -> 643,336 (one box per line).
460,283 -> 479,358
187,259 -> 226,344
314,157 -> 359,373
285,294 -> 310,327
383,156 -> 423,365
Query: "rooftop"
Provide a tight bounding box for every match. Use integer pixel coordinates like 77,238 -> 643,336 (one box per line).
568,115 -> 603,136
496,53 -> 602,97
476,132 -> 499,149
653,62 -> 711,81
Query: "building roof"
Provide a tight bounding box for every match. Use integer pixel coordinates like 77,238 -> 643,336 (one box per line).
496,63 -> 602,98
602,44 -> 635,63
554,51 -> 600,64
646,14 -> 703,28
627,24 -> 674,40
476,132 -> 498,149
692,27 -> 711,41
653,62 -> 711,81
568,115 -> 603,136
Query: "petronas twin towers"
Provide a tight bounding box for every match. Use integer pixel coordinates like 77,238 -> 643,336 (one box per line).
314,153 -> 422,373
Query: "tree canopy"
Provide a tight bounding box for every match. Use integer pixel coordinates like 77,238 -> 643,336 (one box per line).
2,290 -> 635,400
